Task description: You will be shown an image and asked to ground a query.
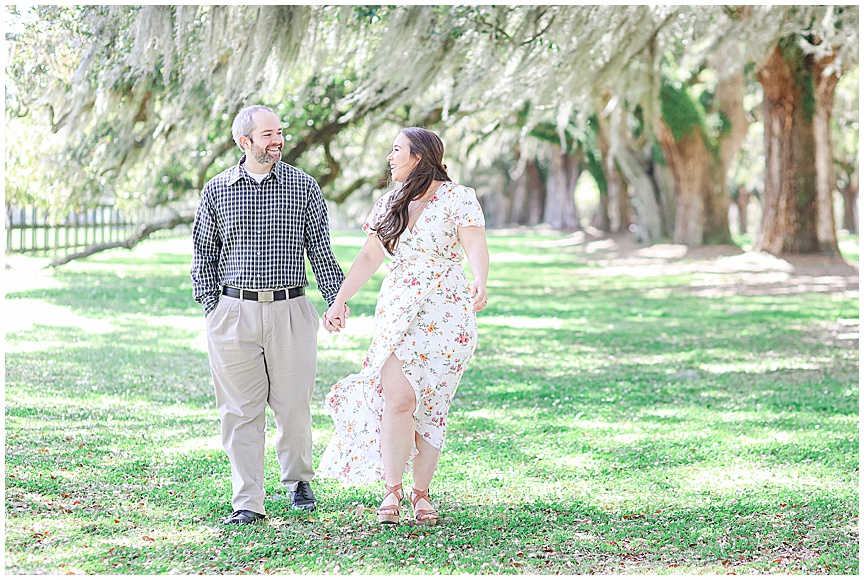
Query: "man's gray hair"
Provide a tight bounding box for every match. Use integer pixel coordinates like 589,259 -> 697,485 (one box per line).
231,105 -> 275,151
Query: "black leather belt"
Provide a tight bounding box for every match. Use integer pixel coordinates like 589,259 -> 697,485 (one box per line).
222,286 -> 304,302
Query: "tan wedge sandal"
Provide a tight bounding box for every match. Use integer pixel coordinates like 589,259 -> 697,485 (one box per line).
377,483 -> 404,525
410,488 -> 438,526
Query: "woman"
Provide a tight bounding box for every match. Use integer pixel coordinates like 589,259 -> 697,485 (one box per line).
318,127 -> 489,526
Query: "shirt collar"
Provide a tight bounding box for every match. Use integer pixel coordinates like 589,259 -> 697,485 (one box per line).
228,155 -> 284,185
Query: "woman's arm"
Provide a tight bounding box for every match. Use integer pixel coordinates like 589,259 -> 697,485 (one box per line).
458,225 -> 490,312
323,235 -> 387,331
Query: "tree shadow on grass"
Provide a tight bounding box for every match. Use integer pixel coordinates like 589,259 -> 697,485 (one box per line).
6,322 -> 212,404
8,269 -> 199,318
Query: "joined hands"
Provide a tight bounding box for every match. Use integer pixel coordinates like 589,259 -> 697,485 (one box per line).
323,302 -> 350,333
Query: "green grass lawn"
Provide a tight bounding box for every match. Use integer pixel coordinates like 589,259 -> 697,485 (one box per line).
4,232 -> 859,574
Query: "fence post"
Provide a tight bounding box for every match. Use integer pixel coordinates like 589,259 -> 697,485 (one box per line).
5,205 -> 11,254
53,210 -> 59,254
29,207 -> 35,252
19,207 -> 25,253
72,210 -> 78,251
43,208 -> 49,252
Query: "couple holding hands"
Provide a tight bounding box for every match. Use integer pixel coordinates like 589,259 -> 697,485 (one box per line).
191,105 -> 489,526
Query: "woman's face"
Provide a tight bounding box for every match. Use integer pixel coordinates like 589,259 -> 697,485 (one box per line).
386,132 -> 419,182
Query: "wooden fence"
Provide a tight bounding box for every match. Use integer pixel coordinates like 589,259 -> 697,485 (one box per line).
5,204 -> 188,256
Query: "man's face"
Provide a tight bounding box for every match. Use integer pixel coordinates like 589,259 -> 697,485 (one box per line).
243,111 -> 283,166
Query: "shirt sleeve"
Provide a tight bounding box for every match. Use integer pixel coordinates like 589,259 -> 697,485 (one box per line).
451,186 -> 486,228
304,179 -> 346,306
362,192 -> 391,235
190,186 -> 222,317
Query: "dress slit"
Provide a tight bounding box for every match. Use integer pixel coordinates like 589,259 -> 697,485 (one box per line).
366,309 -> 442,452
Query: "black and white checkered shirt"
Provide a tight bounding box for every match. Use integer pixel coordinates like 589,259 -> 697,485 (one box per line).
191,155 -> 345,316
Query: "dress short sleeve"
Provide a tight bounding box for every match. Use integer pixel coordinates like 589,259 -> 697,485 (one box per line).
362,192 -> 391,235
451,186 -> 486,228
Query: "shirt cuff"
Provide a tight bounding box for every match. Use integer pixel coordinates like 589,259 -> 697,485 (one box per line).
201,294 -> 220,317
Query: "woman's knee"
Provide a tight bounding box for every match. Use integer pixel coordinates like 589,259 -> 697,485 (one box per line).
384,385 -> 415,414
382,356 -> 416,414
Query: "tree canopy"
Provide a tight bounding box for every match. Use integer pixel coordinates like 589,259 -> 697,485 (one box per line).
5,4 -> 858,255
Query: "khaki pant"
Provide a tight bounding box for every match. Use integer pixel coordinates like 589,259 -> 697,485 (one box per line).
205,293 -> 320,514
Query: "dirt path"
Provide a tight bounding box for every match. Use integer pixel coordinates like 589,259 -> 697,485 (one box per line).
526,231 -> 859,297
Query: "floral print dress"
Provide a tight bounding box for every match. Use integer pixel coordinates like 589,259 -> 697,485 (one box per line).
318,182 -> 485,484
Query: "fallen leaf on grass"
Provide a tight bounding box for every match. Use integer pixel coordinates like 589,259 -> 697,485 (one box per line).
141,536 -> 155,542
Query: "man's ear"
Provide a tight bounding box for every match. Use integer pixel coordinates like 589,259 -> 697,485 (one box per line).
239,135 -> 251,151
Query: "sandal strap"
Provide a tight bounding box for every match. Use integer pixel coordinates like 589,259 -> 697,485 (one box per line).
384,482 -> 403,500
410,488 -> 438,520
410,488 -> 430,507
377,483 -> 403,515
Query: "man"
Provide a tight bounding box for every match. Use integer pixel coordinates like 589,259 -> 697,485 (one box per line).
191,105 -> 347,525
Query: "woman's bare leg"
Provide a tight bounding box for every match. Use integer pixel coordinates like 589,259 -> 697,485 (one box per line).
379,353 -> 416,511
410,434 -> 440,516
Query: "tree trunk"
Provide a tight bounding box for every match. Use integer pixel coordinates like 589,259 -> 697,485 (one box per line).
701,162 -> 733,245
812,53 -> 842,254
544,145 -> 581,231
841,176 -> 858,234
708,67 -> 749,244
595,184 -> 611,231
735,186 -> 751,234
510,157 -> 546,226
657,123 -> 706,245
593,102 -> 630,232
609,105 -> 663,243
609,165 -> 630,232
658,66 -> 747,246
652,158 -> 677,240
755,42 -> 823,255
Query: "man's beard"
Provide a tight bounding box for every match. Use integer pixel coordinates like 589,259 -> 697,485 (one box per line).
249,138 -> 281,165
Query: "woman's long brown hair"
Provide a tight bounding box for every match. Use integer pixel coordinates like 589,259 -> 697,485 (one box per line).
373,127 -> 451,255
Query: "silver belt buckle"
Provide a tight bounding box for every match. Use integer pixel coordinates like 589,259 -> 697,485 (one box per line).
257,290 -> 274,302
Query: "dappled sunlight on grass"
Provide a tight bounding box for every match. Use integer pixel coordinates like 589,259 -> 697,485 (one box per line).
6,299 -> 118,335
491,251 -> 567,263
480,315 -> 565,329
669,461 -> 843,492
698,358 -> 833,373
153,435 -> 224,456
